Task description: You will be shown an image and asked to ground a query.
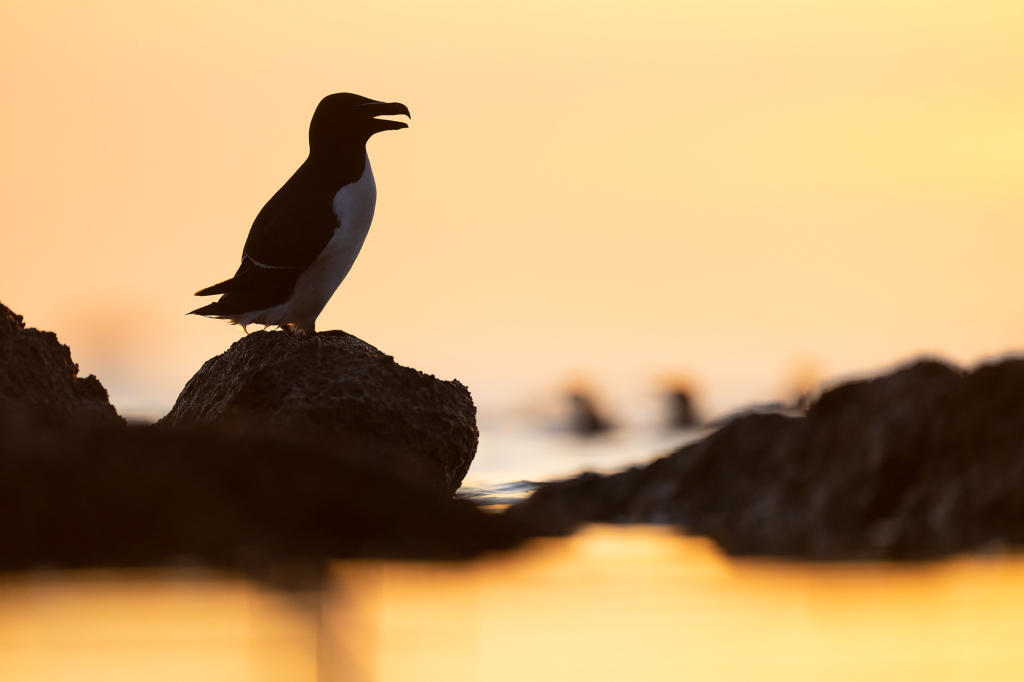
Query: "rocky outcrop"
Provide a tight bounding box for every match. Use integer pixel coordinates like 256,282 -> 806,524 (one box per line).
0,304 -> 522,572
508,359 -> 1024,560
0,413 -> 528,575
0,302 -> 122,425
159,330 -> 477,497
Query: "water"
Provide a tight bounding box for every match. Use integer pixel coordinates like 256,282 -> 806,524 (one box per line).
460,413 -> 708,504
5,527 -> 1024,681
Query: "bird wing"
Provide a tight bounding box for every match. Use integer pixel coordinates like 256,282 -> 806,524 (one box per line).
193,257 -> 302,296
191,156 -> 367,318
193,160 -> 346,307
241,159 -> 344,270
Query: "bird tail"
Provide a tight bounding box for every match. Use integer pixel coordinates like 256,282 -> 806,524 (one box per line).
188,301 -> 228,317
190,266 -> 303,318
194,265 -> 301,297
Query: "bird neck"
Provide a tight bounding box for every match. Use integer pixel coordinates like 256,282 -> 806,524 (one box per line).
307,144 -> 368,178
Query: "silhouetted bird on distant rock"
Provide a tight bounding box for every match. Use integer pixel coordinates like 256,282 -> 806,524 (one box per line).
667,388 -> 700,428
568,392 -> 613,436
191,93 -> 410,335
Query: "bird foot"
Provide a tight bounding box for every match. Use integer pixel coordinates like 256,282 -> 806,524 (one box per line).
283,324 -> 317,340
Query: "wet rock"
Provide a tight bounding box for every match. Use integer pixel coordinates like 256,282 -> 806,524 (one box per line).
508,358 -> 1024,560
0,301 -> 122,425
0,414 -> 529,573
159,330 -> 477,497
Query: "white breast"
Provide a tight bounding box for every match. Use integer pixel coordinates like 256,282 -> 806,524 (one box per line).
284,153 -> 377,332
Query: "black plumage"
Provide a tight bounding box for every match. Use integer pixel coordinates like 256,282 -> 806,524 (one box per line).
191,93 -> 410,333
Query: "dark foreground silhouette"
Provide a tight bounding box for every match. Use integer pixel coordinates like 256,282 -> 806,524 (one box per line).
0,302 -> 528,579
509,358 -> 1024,560
159,329 -> 476,498
8,298 -> 1024,564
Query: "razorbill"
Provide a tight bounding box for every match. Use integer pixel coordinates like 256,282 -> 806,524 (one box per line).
190,93 -> 410,335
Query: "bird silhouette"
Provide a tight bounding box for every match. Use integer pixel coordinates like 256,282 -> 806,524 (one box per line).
191,93 -> 410,335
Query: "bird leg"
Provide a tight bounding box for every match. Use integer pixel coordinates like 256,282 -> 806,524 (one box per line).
283,324 -> 316,340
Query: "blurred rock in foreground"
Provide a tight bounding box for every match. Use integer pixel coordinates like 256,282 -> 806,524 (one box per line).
159,330 -> 476,498
0,301 -> 122,425
0,303 -> 523,574
509,359 -> 1024,560
0,415 -> 527,575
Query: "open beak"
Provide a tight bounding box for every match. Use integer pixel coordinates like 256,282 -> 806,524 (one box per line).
359,101 -> 411,131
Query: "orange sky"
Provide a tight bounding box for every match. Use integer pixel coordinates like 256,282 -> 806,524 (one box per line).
2,0 -> 1023,418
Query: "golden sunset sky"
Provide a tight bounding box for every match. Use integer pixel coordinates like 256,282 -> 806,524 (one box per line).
2,0 -> 1023,418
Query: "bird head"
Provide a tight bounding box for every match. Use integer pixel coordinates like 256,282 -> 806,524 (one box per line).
308,93 -> 411,155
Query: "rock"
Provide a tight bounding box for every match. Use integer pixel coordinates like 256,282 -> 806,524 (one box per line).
0,304 -> 523,574
0,301 -> 122,425
508,358 -> 1024,560
158,330 -> 477,497
0,414 -> 529,574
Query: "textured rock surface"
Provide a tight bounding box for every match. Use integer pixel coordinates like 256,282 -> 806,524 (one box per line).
0,414 -> 529,574
0,301 -> 122,425
508,359 -> 1024,560
159,330 -> 477,497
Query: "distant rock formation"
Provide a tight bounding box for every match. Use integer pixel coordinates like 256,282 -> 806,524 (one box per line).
159,330 -> 477,498
0,303 -> 523,573
509,359 -> 1024,560
0,302 -> 122,425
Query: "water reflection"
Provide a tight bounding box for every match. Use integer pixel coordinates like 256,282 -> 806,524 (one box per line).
4,526 -> 1024,681
0,569 -> 320,681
